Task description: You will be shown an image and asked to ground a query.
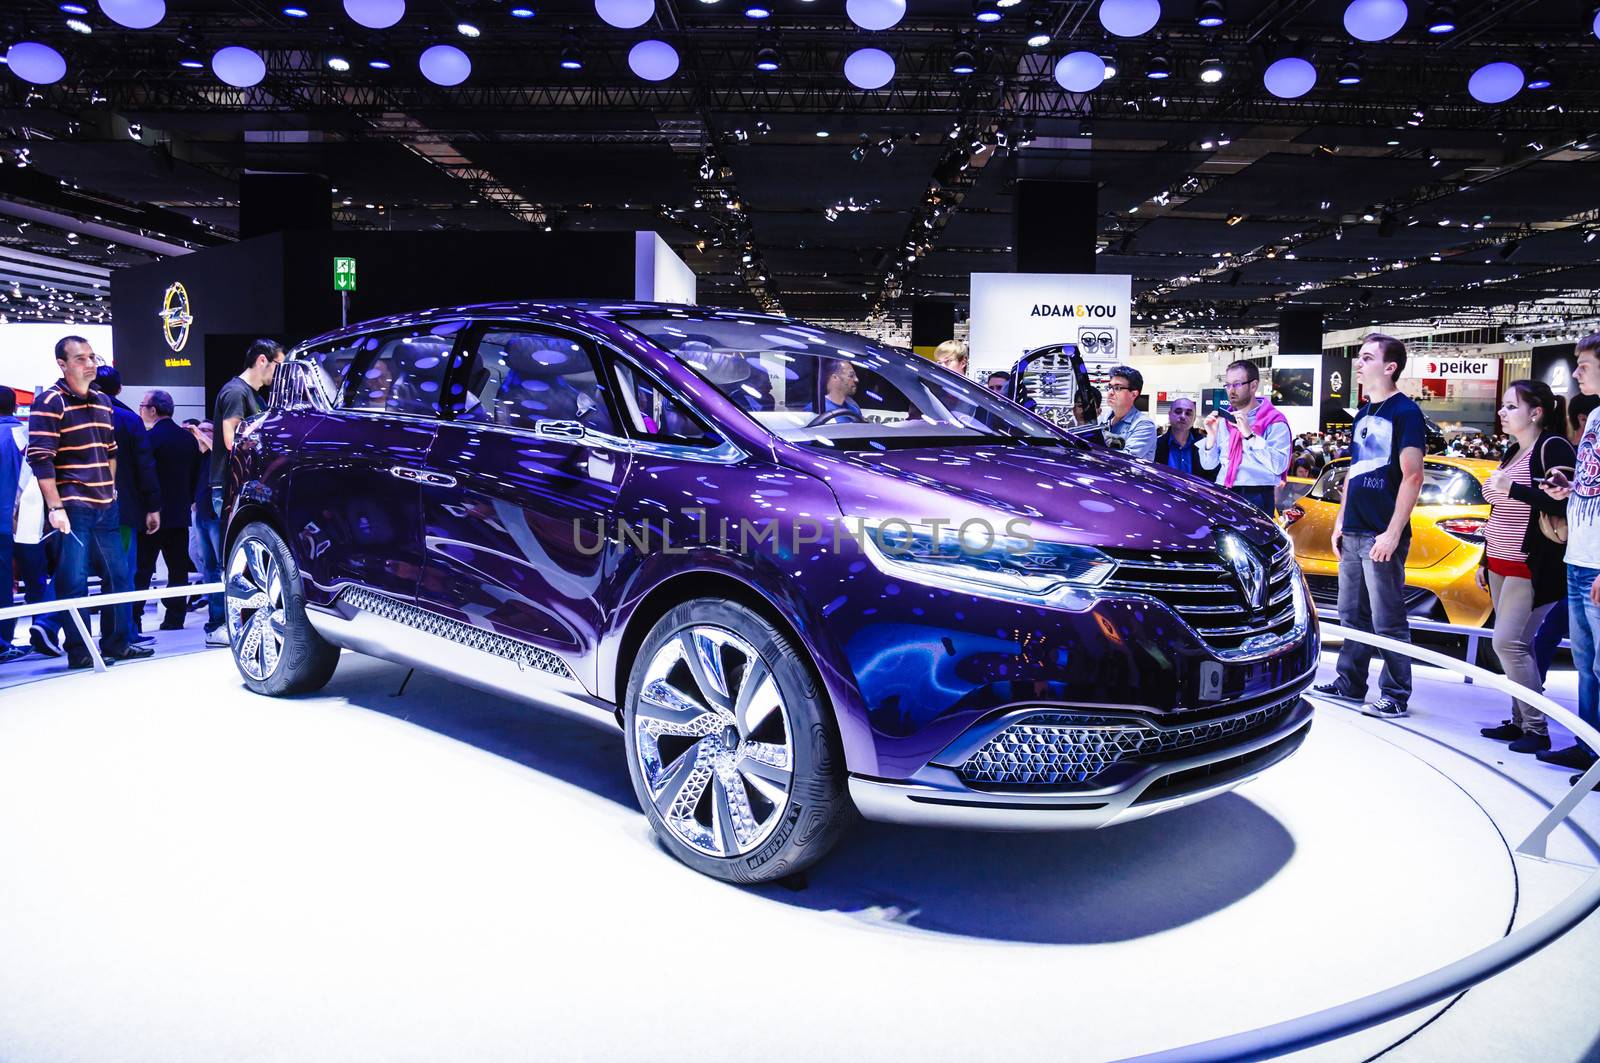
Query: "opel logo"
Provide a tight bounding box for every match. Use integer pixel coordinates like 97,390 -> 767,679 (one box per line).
160,281 -> 193,353
1219,533 -> 1268,612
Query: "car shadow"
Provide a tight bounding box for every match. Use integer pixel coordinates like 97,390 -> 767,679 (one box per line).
322,655 -> 1296,945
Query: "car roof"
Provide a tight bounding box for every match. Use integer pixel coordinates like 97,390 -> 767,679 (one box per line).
293,300 -> 803,354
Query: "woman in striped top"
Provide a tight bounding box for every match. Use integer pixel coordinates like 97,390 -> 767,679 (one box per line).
1478,379 -> 1576,753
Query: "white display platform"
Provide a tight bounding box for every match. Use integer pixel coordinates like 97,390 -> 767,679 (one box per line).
0,648 -> 1557,1061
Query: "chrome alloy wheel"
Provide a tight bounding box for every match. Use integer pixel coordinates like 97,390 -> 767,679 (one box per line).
226,536 -> 286,682
634,626 -> 795,858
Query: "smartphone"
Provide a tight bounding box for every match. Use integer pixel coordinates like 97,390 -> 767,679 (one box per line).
1542,469 -> 1572,490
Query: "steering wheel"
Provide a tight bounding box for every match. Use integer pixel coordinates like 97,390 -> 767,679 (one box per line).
804,407 -> 865,428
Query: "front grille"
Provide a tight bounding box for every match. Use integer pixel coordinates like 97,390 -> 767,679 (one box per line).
956,695 -> 1300,790
1306,573 -> 1339,607
1100,542 -> 1298,653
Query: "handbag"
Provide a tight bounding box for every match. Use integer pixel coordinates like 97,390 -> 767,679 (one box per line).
1536,436 -> 1572,545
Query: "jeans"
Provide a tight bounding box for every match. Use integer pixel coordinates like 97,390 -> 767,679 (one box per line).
197,493 -> 225,633
55,502 -> 132,658
1564,565 -> 1600,756
99,525 -> 139,638
14,540 -> 58,641
136,526 -> 194,627
1231,484 -> 1276,515
1488,571 -> 1556,735
0,532 -> 12,644
1333,530 -> 1414,704
1534,602 -> 1568,681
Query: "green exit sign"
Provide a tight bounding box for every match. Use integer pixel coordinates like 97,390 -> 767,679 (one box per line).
333,256 -> 357,291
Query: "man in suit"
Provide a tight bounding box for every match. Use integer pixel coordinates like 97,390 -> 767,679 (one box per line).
91,366 -> 159,648
135,389 -> 202,630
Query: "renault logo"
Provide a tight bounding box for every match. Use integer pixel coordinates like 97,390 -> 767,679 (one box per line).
1219,533 -> 1268,611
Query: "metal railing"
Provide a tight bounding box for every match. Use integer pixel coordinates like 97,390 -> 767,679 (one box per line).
1126,623 -> 1600,1062
1315,607 -> 1570,686
0,582 -> 225,673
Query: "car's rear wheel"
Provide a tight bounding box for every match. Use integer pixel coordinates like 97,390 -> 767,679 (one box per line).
226,521 -> 341,696
623,599 -> 854,883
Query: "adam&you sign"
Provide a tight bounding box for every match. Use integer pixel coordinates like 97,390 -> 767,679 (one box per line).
968,273 -> 1133,375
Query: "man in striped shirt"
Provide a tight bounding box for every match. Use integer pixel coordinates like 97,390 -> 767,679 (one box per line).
26,335 -> 149,668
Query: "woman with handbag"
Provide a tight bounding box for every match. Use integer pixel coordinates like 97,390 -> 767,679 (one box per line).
1478,379 -> 1576,752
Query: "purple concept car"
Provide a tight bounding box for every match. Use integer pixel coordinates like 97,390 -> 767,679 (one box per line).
221,301 -> 1317,883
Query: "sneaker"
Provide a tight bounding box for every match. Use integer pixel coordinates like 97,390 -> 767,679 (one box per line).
158,618 -> 186,631
1508,732 -> 1552,754
29,626 -> 63,658
204,627 -> 230,648
1360,696 -> 1409,719
1536,744 -> 1598,770
65,654 -> 112,670
0,645 -> 31,663
1313,679 -> 1363,700
1480,723 -> 1525,741
105,644 -> 154,661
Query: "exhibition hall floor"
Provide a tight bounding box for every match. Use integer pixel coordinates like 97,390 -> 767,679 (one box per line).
1,645 -> 1597,1062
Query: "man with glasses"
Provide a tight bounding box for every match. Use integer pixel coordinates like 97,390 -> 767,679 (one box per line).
25,336 -> 146,668
1100,366 -> 1156,460
1155,397 -> 1208,480
1200,360 -> 1293,513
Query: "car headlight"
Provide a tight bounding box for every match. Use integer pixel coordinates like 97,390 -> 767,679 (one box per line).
859,520 -> 1113,608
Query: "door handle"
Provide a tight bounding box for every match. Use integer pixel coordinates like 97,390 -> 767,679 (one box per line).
389,466 -> 458,487
536,419 -> 588,441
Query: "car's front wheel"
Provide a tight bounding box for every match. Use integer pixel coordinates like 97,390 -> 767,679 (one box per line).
623,599 -> 854,883
226,521 -> 341,696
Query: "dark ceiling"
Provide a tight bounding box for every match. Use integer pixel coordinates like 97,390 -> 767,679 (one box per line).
0,0 -> 1597,334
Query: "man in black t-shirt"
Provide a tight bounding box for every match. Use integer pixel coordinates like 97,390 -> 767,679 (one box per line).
202,338 -> 284,646
1315,333 -> 1427,718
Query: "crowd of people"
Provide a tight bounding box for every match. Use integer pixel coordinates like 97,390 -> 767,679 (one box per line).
0,336 -> 283,670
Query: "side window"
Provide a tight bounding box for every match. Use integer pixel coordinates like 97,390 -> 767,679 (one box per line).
613,360 -> 723,446
300,339 -> 364,406
1310,463 -> 1347,503
340,321 -> 462,416
458,328 -> 616,435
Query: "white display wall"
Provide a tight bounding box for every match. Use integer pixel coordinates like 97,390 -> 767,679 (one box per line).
967,272 -> 1132,375
1269,353 -> 1322,436
0,323 -> 115,395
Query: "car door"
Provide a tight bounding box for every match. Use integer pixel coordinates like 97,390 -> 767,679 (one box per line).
417,323 -> 632,675
285,320 -> 464,605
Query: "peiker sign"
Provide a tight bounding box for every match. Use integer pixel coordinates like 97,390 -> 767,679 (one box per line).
969,272 -> 1133,373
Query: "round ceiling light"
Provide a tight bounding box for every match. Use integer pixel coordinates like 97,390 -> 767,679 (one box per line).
1055,51 -> 1106,92
98,0 -> 166,29
343,0 -> 405,28
1262,55 -> 1316,98
5,42 -> 68,84
1467,60 -> 1523,104
1098,0 -> 1161,37
1342,0 -> 1407,42
628,39 -> 679,81
846,0 -> 906,31
844,47 -> 895,90
419,43 -> 471,86
1593,7 -> 1600,40
212,45 -> 266,87
596,0 -> 654,29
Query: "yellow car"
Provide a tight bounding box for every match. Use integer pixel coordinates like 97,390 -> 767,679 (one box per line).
1281,455 -> 1494,627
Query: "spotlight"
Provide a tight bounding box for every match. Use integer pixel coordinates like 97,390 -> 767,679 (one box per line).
1424,1 -> 1455,33
1498,239 -> 1520,260
850,144 -> 868,162
975,0 -> 1002,22
1145,44 -> 1171,80
179,55 -> 205,69
457,21 -> 481,36
1027,19 -> 1050,47
65,18 -> 93,33
744,1 -> 771,17
951,46 -> 977,75
1527,59 -> 1553,90
1100,51 -> 1118,79
1199,55 -> 1224,83
281,5 -> 309,15
369,57 -> 392,69
755,44 -> 781,71
510,5 -> 537,16
1337,49 -> 1363,85
1585,230 -> 1598,244
327,55 -> 351,71
59,2 -> 89,12
1196,0 -> 1225,27
754,119 -> 772,134
560,30 -> 583,69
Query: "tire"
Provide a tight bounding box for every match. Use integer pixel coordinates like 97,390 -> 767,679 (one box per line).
225,521 -> 340,697
622,599 -> 854,884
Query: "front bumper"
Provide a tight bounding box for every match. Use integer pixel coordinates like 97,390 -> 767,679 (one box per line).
848,694 -> 1314,831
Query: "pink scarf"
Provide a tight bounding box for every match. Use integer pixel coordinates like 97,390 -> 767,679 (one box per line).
1224,398 -> 1290,488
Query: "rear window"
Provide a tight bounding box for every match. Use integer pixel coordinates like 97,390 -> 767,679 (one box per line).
1309,461 -> 1485,506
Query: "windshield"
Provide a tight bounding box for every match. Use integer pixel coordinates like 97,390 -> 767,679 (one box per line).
619,314 -> 1066,451
1310,461 -> 1486,506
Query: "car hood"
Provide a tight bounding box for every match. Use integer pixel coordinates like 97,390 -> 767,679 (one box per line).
802,442 -> 1283,555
